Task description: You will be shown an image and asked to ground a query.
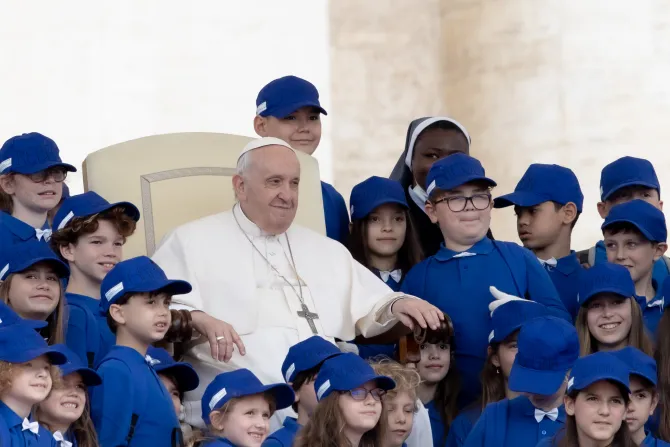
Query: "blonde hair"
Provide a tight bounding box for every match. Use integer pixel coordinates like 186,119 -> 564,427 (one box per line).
372,360 -> 420,403
576,298 -> 653,356
0,360 -> 61,399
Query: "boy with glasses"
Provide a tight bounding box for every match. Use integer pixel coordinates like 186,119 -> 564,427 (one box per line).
401,153 -> 570,408
494,164 -> 584,319
0,132 -> 76,251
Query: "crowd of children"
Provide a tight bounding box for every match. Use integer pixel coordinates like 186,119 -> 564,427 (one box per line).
2,73 -> 670,447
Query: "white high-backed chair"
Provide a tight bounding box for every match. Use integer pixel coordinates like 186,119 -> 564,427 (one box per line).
82,132 -> 326,258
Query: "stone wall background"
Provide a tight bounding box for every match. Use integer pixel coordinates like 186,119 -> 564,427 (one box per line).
330,0 -> 670,250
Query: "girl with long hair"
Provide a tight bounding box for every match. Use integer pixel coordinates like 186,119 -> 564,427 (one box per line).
537,352 -> 635,447
189,368 -> 294,446
576,263 -> 653,357
36,347 -> 102,447
0,240 -> 69,344
446,298 -> 548,447
654,279 -> 670,442
294,353 -> 395,447
0,132 -> 76,246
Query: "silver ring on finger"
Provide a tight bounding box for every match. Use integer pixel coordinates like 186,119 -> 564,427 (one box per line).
216,335 -> 226,342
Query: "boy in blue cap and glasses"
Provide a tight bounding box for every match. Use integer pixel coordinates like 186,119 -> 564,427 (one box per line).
0,132 -> 76,251
263,336 -> 342,446
602,200 -> 668,334
400,153 -> 570,407
253,75 -> 350,245
90,256 -> 192,447
578,156 -> 670,282
50,191 -> 140,367
464,315 -> 579,447
612,347 -> 668,446
494,164 -> 584,319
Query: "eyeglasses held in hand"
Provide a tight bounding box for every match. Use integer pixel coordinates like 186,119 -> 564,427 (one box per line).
432,193 -> 492,212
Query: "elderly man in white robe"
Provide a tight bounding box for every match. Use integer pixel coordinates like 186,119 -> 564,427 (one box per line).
152,137 -> 442,436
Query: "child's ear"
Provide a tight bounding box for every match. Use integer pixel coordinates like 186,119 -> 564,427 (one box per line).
490,353 -> 501,369
0,175 -> 15,195
109,304 -> 126,326
253,116 -> 269,137
564,395 -> 575,416
597,201 -> 609,219
60,244 -> 77,263
561,202 -> 578,226
210,410 -> 226,431
654,243 -> 668,261
651,391 -> 660,415
425,201 -> 439,224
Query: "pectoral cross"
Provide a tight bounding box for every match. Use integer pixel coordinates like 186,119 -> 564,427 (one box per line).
297,303 -> 319,334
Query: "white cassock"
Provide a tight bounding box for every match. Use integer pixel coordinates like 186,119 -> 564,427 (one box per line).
152,205 -> 404,428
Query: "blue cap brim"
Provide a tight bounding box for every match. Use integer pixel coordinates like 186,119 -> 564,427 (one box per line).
347,373 -> 396,394
127,279 -> 192,297
10,346 -> 68,366
508,363 -> 568,395
155,362 -> 200,392
602,218 -> 656,241
581,289 -> 632,307
259,383 -> 295,410
430,175 -> 497,195
12,256 -> 70,279
494,191 -> 549,209
89,201 -> 140,222
570,374 -> 630,394
61,366 -> 102,387
262,100 -> 328,118
12,162 -> 77,175
602,181 -> 659,201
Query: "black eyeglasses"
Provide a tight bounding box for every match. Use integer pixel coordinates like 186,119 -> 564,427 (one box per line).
25,167 -> 68,183
346,387 -> 386,401
432,193 -> 492,212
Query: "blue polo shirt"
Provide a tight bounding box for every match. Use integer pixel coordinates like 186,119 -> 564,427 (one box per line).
370,268 -> 403,292
463,396 -> 565,447
90,346 -> 181,447
595,240 -> 669,288
401,238 -> 569,407
425,400 -> 446,447
321,181 -> 350,245
263,417 -> 301,446
643,432 -> 670,446
446,406 -> 482,447
52,430 -> 78,447
0,212 -> 48,253
64,293 -> 115,368
542,252 -> 583,320
639,282 -> 665,336
0,401 -> 57,446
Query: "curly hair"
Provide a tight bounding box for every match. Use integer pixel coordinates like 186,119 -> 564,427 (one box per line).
0,360 -> 61,401
50,206 -> 137,259
0,272 -> 65,345
372,360 -> 420,403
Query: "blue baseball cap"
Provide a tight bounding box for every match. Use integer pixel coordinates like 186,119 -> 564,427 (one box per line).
281,336 -> 342,383
600,156 -> 659,202
0,240 -> 70,281
0,325 -> 67,365
100,256 -> 192,313
54,191 -> 140,231
314,353 -> 396,401
201,368 -> 295,424
488,300 -> 548,344
567,352 -> 630,394
349,177 -> 408,221
0,301 -> 47,330
57,346 -> 102,386
611,346 -> 657,387
425,153 -> 496,197
578,262 -> 635,306
602,199 -> 667,243
494,164 -> 584,212
256,76 -> 327,118
508,316 -> 580,395
0,133 -> 76,175
147,347 -> 199,393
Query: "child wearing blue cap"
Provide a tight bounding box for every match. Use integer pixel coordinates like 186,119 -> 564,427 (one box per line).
90,256 -> 192,447
294,353 -> 395,447
0,240 -> 70,344
602,199 -> 668,334
373,360 -> 421,447
413,312 -> 458,446
50,191 -> 140,367
36,346 -> 102,447
464,315 -> 580,447
401,153 -> 570,407
191,368 -> 294,447
0,324 -> 68,446
263,336 -> 342,446
579,156 -> 670,285
389,117 -> 473,257
494,163 -> 584,319
253,75 -> 350,245
348,176 -> 423,292
446,297 -> 549,447
537,352 -> 634,447
0,132 -> 76,249
611,347 -> 669,446
576,262 -> 653,357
